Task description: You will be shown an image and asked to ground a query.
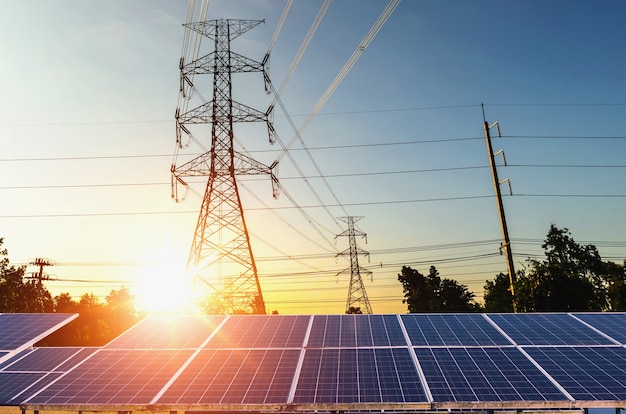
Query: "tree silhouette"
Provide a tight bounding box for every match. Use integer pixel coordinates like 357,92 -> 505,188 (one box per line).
398,265 -> 479,312
484,225 -> 624,312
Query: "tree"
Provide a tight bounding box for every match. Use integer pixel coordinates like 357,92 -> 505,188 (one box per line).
398,265 -> 479,312
0,238 -> 54,312
484,225 -> 616,312
483,273 -> 515,312
604,260 -> 626,311
106,286 -> 139,338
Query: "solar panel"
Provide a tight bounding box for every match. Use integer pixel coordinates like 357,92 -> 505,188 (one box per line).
0,313 -> 78,351
307,314 -> 406,347
293,348 -> 427,404
106,314 -> 226,349
26,349 -> 194,405
0,347 -> 92,372
572,313 -> 626,344
524,346 -> 626,400
12,312 -> 626,412
401,314 -> 510,346
414,347 -> 568,402
205,315 -> 309,348
0,372 -> 62,405
159,349 -> 300,404
487,313 -> 613,345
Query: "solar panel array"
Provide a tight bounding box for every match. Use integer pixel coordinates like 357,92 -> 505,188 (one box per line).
2,313 -> 626,412
0,313 -> 85,406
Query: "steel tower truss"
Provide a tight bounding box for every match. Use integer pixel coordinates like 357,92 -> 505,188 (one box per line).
335,216 -> 373,314
171,19 -> 278,314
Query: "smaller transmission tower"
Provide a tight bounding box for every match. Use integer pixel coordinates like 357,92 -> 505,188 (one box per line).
335,216 -> 373,314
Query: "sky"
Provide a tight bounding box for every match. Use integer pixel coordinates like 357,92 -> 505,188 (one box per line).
1,0 -> 625,314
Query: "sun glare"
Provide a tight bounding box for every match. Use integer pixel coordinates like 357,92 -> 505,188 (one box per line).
135,257 -> 194,314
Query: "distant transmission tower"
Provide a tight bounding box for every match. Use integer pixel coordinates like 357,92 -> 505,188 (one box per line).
171,19 -> 279,314
335,216 -> 373,314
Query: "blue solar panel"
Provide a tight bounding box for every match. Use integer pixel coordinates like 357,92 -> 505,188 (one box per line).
159,349 -> 300,404
0,372 -> 61,405
1,347 -> 91,372
573,313 -> 626,344
27,349 -> 193,405
293,348 -> 427,404
525,346 -> 626,400
487,313 -> 613,345
106,314 -> 225,349
401,314 -> 510,346
307,314 -> 406,347
415,347 -> 567,402
0,313 -> 77,350
206,315 -> 309,348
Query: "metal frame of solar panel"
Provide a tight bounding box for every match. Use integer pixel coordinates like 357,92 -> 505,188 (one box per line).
16,313 -> 626,413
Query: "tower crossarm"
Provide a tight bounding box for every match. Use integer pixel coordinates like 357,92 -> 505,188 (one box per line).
183,51 -> 265,75
184,19 -> 264,41
176,100 -> 271,124
234,152 -> 280,199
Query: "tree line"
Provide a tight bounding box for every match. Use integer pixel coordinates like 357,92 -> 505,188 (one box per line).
2,224 -> 625,345
0,238 -> 140,346
398,224 -> 626,313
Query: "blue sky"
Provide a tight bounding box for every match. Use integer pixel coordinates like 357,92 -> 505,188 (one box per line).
0,0 -> 625,314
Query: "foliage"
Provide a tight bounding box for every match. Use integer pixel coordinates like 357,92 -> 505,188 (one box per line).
0,238 -> 54,312
398,265 -> 480,312
484,225 -> 625,312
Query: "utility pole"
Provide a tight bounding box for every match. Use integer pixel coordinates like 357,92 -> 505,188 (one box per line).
335,216 -> 373,314
26,258 -> 54,285
171,19 -> 279,314
482,105 -> 517,312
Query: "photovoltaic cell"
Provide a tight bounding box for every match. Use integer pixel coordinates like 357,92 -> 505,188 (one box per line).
401,314 -> 510,346
307,315 -> 406,347
106,315 -> 225,349
158,349 -> 300,404
205,315 -> 309,348
525,346 -> 626,400
415,347 -> 567,402
2,347 -> 90,372
0,372 -> 61,405
293,348 -> 426,404
0,313 -> 77,350
27,349 -> 193,405
487,313 -> 613,345
573,313 -> 626,344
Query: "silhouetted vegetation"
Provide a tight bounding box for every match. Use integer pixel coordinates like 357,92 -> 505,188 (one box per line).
0,238 -> 141,346
484,225 -> 626,312
398,265 -> 481,312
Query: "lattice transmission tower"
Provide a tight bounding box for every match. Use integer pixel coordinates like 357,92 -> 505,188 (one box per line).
335,216 -> 373,314
171,19 -> 279,314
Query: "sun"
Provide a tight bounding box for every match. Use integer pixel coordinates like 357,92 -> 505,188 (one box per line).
134,257 -> 195,314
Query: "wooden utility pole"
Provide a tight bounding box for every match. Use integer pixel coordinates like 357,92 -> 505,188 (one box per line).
482,105 -> 517,312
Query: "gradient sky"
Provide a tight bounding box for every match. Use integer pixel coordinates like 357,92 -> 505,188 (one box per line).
1,0 -> 625,314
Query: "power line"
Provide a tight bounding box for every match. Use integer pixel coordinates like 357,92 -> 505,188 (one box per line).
3,193 -> 626,219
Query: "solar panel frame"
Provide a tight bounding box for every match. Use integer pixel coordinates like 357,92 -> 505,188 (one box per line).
1,347 -> 91,372
572,313 -> 626,344
158,349 -> 301,405
292,348 -> 428,404
487,313 -> 613,345
205,315 -> 309,349
307,314 -> 407,347
524,346 -> 626,401
401,314 -> 511,346
25,349 -> 194,406
105,314 -> 226,349
414,347 -> 569,403
0,313 -> 78,351
0,372 -> 62,405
